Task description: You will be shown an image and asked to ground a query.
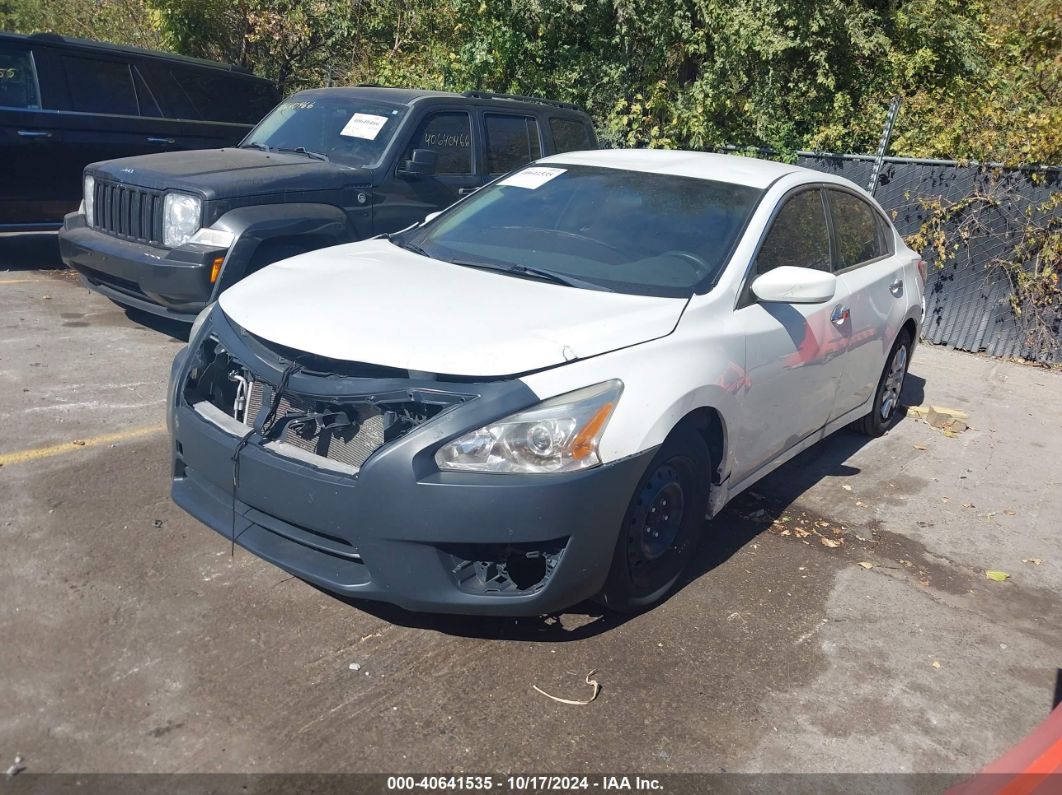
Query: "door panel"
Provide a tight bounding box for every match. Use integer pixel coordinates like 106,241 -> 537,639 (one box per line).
372,109 -> 485,235
827,189 -> 909,415
731,188 -> 849,481
0,43 -> 65,226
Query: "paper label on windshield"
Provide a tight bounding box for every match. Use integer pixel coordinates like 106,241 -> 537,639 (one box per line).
340,113 -> 389,140
500,167 -> 566,189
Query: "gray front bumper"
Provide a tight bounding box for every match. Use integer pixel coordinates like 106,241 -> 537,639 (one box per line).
167,320 -> 654,616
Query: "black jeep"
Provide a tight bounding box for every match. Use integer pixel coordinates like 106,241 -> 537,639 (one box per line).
58,86 -> 597,322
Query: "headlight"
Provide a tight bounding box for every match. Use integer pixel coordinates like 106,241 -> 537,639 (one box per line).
435,379 -> 623,474
163,193 -> 202,247
188,302 -> 215,342
83,175 -> 95,226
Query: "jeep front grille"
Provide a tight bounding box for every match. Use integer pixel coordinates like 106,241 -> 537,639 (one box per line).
93,180 -> 164,245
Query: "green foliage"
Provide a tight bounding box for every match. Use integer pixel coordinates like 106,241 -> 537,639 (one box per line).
1,0 -> 1060,164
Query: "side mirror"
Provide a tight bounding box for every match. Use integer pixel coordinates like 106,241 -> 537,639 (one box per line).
751,266 -> 837,304
397,148 -> 438,178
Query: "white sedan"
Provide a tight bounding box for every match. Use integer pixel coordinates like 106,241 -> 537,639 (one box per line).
169,150 -> 925,615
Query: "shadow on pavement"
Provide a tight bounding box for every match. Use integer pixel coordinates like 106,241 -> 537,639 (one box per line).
124,307 -> 191,343
0,232 -> 64,270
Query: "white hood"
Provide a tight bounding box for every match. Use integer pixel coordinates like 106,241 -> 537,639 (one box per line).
218,239 -> 687,377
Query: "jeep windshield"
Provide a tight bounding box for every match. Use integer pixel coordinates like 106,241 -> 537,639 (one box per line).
241,96 -> 406,168
396,165 -> 764,297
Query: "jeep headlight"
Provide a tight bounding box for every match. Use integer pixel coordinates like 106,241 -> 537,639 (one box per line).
83,175 -> 95,226
163,193 -> 202,247
435,380 -> 623,474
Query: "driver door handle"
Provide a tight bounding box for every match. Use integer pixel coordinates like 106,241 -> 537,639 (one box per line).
17,129 -> 52,138
831,305 -> 850,326
147,137 -> 176,144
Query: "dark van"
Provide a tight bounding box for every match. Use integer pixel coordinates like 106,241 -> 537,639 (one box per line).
0,32 -> 279,231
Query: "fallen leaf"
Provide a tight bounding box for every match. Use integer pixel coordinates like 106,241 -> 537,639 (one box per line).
932,660 -> 941,669
842,484 -> 852,492
985,570 -> 1010,582
820,537 -> 842,548
71,440 -> 86,446
1004,510 -> 1016,516
914,444 -> 928,451
855,500 -> 867,507
857,561 -> 874,569
532,670 -> 601,706
1022,558 -> 1042,566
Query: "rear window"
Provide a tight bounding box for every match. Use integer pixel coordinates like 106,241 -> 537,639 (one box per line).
484,114 -> 542,174
0,45 -> 40,109
61,55 -> 138,115
549,117 -> 593,153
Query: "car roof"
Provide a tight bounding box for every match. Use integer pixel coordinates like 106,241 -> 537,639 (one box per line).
290,86 -> 589,115
0,31 -> 266,79
537,149 -> 816,189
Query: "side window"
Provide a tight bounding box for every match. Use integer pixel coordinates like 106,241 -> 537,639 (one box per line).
484,113 -> 541,174
138,63 -> 197,119
61,56 -> 138,115
404,112 -> 473,175
0,45 -> 40,109
828,190 -> 887,268
756,190 -> 831,275
549,117 -> 592,153
132,66 -> 161,118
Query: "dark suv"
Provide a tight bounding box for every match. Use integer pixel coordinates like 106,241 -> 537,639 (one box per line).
0,32 -> 279,230
57,87 -> 597,322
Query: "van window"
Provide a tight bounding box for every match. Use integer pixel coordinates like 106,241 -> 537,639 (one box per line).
139,63 -> 275,124
827,190 -> 889,268
61,56 -> 138,115
132,67 -> 161,117
404,112 -> 473,175
484,114 -> 541,174
0,45 -> 40,109
756,190 -> 831,274
549,117 -> 592,153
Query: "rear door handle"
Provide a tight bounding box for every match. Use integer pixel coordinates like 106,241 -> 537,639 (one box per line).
17,130 -> 52,139
890,278 -> 904,296
147,137 -> 175,145
831,305 -> 850,326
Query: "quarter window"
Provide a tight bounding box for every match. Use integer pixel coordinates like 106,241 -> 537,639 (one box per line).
549,117 -> 592,153
0,46 -> 39,109
756,190 -> 831,275
828,190 -> 887,268
61,56 -> 138,115
404,112 -> 473,175
484,114 -> 541,173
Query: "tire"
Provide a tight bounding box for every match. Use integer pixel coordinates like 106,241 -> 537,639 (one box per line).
853,329 -> 912,437
597,428 -> 711,613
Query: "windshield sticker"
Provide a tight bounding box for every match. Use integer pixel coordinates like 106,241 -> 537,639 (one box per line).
341,113 -> 390,140
499,167 -> 566,189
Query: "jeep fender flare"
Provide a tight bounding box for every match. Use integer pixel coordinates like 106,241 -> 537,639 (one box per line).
207,203 -> 357,298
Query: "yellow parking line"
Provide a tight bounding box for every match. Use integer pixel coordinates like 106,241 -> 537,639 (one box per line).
0,423 -> 167,467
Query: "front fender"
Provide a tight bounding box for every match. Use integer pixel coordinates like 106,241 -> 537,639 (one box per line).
208,203 -> 358,297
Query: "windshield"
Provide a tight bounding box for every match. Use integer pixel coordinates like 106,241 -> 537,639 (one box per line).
242,95 -> 406,168
399,164 -> 763,297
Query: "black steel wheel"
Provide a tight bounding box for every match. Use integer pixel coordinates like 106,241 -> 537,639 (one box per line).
597,429 -> 710,612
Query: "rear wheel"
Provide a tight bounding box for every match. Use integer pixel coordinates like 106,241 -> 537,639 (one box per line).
597,429 -> 710,612
854,330 -> 912,437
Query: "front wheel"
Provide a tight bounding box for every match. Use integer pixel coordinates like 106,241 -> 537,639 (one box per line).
597,430 -> 710,612
854,330 -> 912,437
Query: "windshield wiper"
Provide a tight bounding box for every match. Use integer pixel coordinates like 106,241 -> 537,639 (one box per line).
275,146 -> 328,162
390,238 -> 431,258
239,142 -> 270,151
449,260 -> 612,292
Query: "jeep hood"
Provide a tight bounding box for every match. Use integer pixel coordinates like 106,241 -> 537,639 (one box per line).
218,239 -> 687,378
89,149 -> 371,200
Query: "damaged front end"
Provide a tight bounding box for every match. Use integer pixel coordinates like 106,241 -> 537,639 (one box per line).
181,331 -> 469,475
